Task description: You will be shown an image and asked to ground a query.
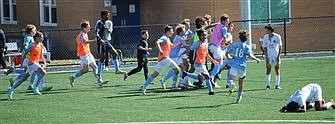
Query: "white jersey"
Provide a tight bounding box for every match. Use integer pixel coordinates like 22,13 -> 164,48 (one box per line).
285,83 -> 322,109
262,33 -> 282,57
104,20 -> 113,41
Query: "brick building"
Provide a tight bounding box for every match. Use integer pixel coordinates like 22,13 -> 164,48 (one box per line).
1,0 -> 334,59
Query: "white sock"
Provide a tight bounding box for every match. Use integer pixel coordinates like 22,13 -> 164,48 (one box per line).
266,75 -> 271,86
324,102 -> 333,109
275,75 -> 280,86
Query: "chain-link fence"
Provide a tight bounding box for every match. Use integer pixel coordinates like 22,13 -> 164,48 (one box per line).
4,16 -> 335,62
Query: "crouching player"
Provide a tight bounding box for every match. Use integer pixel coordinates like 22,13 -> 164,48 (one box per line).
7,31 -> 47,99
182,29 -> 219,95
226,30 -> 260,103
69,20 -> 106,87
279,83 -> 335,113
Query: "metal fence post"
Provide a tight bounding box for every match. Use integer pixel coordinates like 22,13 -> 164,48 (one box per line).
283,18 -> 287,56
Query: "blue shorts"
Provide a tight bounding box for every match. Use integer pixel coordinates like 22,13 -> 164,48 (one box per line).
99,42 -> 115,54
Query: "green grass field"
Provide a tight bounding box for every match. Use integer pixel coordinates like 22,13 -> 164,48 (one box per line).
1,57 -> 335,123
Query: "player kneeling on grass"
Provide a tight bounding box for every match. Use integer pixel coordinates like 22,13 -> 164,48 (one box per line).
279,83 -> 335,113
69,20 -> 106,87
226,30 -> 260,103
7,31 -> 48,99
181,29 -> 219,95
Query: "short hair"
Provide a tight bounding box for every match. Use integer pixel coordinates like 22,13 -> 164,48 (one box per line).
196,28 -> 205,38
181,18 -> 190,24
286,101 -> 300,112
25,24 -> 36,34
100,10 -> 110,18
238,30 -> 249,42
220,13 -> 230,22
264,24 -> 274,32
195,16 -> 206,29
80,20 -> 90,29
34,31 -> 43,39
204,14 -> 211,21
164,25 -> 173,33
141,30 -> 148,35
175,24 -> 185,35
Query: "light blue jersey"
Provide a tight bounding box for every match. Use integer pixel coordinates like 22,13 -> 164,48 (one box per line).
170,35 -> 186,58
22,35 -> 34,59
158,35 -> 168,45
227,41 -> 251,71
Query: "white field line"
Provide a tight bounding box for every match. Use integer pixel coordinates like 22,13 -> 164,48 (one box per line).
98,120 -> 335,124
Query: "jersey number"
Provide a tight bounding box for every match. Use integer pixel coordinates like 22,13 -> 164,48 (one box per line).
235,48 -> 244,58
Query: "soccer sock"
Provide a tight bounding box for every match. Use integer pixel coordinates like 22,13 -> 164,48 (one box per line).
205,79 -> 214,92
143,75 -> 154,89
93,71 -> 100,80
112,59 -> 120,71
324,102 -> 333,109
29,72 -> 37,87
13,78 -> 25,89
226,70 -> 230,86
210,64 -> 221,78
275,75 -> 281,86
73,71 -> 83,79
237,91 -> 243,98
186,72 -> 198,79
228,80 -> 234,89
98,62 -> 104,75
14,68 -> 25,74
34,72 -> 44,87
163,69 -> 175,83
172,74 -> 178,87
266,74 -> 271,86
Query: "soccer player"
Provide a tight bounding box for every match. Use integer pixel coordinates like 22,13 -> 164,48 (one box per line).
0,29 -> 7,69
124,30 -> 152,81
95,10 -> 126,78
226,30 -> 261,103
69,20 -> 105,87
7,31 -> 48,99
182,29 -> 219,95
262,24 -> 282,90
279,83 -> 335,112
141,25 -> 183,95
178,19 -> 193,87
160,24 -> 188,89
208,14 -> 230,87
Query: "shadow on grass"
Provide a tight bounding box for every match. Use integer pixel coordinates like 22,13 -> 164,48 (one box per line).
136,95 -> 190,100
175,102 -> 236,109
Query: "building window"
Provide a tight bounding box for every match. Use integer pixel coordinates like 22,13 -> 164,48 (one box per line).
251,0 -> 290,25
0,0 -> 17,24
104,0 -> 110,7
129,4 -> 135,13
40,0 -> 57,26
112,5 -> 117,16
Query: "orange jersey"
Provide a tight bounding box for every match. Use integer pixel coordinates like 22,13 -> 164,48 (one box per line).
195,42 -> 209,65
76,31 -> 90,56
157,37 -> 171,62
29,42 -> 43,63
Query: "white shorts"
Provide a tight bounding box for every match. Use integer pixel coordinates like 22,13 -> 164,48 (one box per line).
229,67 -> 246,78
267,55 -> 281,65
178,48 -> 188,59
155,57 -> 179,73
80,53 -> 96,65
26,62 -> 41,75
194,64 -> 209,75
209,45 -> 223,60
171,57 -> 182,65
22,58 -> 29,67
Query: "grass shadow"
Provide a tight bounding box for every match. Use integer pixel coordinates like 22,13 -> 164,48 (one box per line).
175,102 -> 236,110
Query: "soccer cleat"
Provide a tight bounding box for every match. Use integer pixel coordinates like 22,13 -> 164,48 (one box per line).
32,87 -> 42,95
266,85 -> 271,90
213,83 -> 221,88
209,92 -> 215,95
104,66 -> 109,71
7,87 -> 14,100
69,76 -> 75,87
115,70 -> 126,74
275,85 -> 282,89
42,86 -> 53,92
142,88 -> 147,95
123,73 -> 128,81
9,78 -> 15,87
226,85 -> 229,88
236,96 -> 242,103
178,83 -> 188,90
160,79 -> 166,90
27,85 -> 33,90
97,79 -> 108,87
228,89 -> 234,96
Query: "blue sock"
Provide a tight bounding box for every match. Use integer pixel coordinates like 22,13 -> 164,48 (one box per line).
98,62 -> 104,75
186,72 -> 198,79
74,71 -> 83,79
163,69 -> 175,82
16,73 -> 25,80
210,64 -> 221,77
226,70 -> 230,85
143,75 -> 154,89
205,79 -> 214,92
30,72 -> 37,86
172,74 -> 178,86
237,91 -> 243,98
35,72 -> 44,88
112,59 -> 119,71
14,68 -> 25,74
93,72 -> 100,80
13,78 -> 25,89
